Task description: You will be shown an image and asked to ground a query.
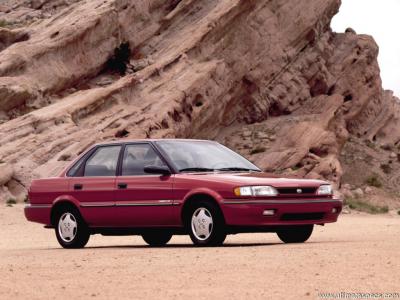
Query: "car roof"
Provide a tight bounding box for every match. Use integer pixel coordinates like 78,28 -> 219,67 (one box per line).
93,138 -> 217,146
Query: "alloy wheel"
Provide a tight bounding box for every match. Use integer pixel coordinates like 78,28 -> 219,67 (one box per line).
191,207 -> 214,241
58,212 -> 78,242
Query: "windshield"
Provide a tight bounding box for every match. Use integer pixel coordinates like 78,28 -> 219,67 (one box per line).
155,140 -> 261,173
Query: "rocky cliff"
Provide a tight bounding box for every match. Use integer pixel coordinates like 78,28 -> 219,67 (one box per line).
0,0 -> 399,208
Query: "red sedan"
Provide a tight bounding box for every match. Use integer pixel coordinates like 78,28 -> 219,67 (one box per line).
25,139 -> 342,248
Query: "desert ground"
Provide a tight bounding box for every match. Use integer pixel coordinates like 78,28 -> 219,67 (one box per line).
0,205 -> 399,300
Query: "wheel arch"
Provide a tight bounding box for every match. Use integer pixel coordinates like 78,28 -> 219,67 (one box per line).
50,197 -> 81,226
180,192 -> 225,225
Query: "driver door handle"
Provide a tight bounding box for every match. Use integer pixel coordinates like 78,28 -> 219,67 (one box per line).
118,183 -> 127,189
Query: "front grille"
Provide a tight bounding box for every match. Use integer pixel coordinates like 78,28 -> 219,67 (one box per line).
280,212 -> 325,221
277,187 -> 317,195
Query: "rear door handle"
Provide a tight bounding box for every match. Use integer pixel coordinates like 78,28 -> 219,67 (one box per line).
118,183 -> 127,189
74,183 -> 83,190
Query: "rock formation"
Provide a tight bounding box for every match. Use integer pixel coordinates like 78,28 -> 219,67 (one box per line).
0,0 -> 399,206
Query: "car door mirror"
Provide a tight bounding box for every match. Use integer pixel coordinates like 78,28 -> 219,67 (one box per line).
143,165 -> 171,175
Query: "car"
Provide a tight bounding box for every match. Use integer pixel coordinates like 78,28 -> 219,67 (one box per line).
25,139 -> 342,248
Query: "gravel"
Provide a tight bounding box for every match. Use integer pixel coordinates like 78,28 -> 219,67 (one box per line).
0,205 -> 399,299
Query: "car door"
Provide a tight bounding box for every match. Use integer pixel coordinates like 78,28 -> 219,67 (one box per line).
113,143 -> 175,227
69,144 -> 121,227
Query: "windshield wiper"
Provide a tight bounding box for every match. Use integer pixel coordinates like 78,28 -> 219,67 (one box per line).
179,167 -> 261,173
216,167 -> 261,172
179,167 -> 215,172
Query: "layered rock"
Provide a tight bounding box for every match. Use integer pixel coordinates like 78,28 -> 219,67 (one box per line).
0,0 -> 399,204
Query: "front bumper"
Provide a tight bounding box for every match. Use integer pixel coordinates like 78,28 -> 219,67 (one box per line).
221,198 -> 342,226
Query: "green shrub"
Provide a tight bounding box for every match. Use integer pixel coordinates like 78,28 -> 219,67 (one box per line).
0,19 -> 10,28
292,164 -> 302,171
6,198 -> 17,207
364,139 -> 375,149
344,196 -> 388,214
365,174 -> 382,188
249,147 -> 266,155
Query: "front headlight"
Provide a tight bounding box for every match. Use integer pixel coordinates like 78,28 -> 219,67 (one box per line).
234,186 -> 278,197
316,184 -> 333,195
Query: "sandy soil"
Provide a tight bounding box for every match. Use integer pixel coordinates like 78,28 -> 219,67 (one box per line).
0,205 -> 399,300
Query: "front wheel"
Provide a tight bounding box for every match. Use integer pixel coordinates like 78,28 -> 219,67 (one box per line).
142,232 -> 172,247
55,207 -> 90,249
277,225 -> 314,243
186,201 -> 226,246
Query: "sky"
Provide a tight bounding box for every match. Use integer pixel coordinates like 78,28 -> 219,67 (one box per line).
331,0 -> 400,96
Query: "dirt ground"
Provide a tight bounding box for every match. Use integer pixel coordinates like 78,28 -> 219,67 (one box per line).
0,205 -> 399,300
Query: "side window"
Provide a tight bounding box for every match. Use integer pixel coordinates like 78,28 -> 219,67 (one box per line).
157,142 -> 196,170
67,156 -> 86,177
122,144 -> 166,176
84,146 -> 121,177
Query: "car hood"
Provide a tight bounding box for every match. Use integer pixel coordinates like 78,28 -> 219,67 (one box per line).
176,172 -> 328,187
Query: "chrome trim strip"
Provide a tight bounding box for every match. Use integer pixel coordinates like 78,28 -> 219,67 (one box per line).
25,204 -> 52,209
116,202 -> 172,207
116,200 -> 175,207
80,202 -> 114,207
222,199 -> 341,205
85,188 -> 116,191
80,200 -> 177,207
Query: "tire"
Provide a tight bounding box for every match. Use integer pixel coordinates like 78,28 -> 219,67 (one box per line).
185,200 -> 226,247
55,206 -> 90,249
277,225 -> 314,243
142,231 -> 172,247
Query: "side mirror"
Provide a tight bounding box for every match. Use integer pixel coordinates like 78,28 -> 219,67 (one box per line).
143,165 -> 171,175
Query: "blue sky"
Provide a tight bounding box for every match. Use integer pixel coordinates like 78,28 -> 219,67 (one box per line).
332,0 -> 400,96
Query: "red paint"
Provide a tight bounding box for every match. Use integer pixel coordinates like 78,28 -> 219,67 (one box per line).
113,175 -> 175,227
25,140 -> 342,232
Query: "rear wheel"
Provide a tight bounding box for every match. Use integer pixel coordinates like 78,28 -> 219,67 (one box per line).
142,232 -> 172,247
186,201 -> 226,246
277,225 -> 314,243
55,207 -> 90,249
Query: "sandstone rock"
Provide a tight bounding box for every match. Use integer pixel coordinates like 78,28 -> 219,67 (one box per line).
364,186 -> 373,194
342,189 -> 353,198
0,163 -> 13,186
0,27 -> 30,52
0,185 -> 13,203
130,57 -> 155,72
0,5 -> 11,13
342,206 -> 351,214
256,132 -> 269,139
242,130 -> 252,138
345,27 -> 356,34
353,188 -> 364,198
0,0 -> 399,202
0,110 -> 9,122
342,183 -> 352,190
30,0 -> 50,10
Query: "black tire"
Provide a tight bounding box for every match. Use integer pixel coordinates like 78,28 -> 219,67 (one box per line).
277,225 -> 314,243
54,206 -> 90,249
185,200 -> 226,247
142,231 -> 172,247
